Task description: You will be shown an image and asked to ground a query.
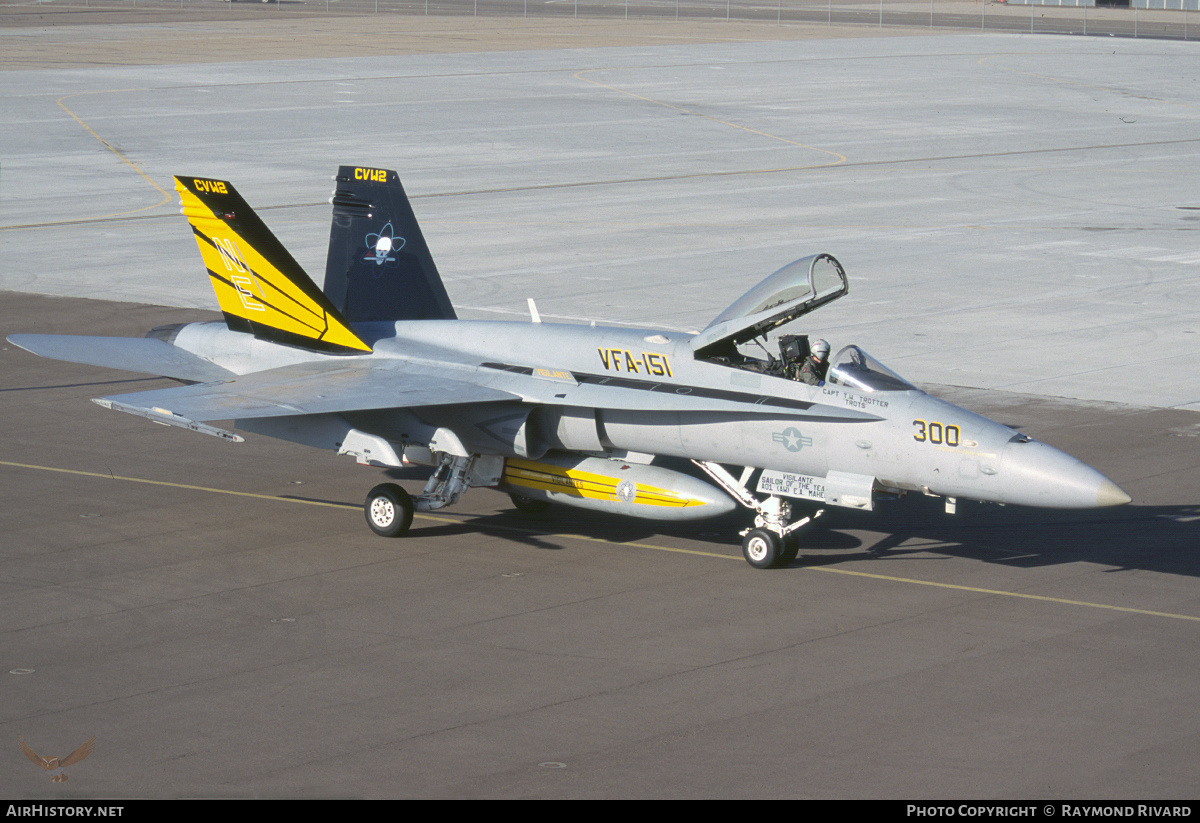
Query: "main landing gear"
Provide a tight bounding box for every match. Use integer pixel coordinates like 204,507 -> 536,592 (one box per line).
364,453 -> 478,538
692,460 -> 824,569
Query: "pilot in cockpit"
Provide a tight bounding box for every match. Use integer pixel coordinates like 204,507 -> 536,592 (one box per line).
797,338 -> 830,385
778,335 -> 830,385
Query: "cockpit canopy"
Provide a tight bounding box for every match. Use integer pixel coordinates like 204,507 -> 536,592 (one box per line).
690,253 -> 848,356
827,345 -> 915,392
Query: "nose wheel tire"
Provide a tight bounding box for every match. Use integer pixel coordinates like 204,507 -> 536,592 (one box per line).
778,535 -> 801,566
742,528 -> 785,569
365,483 -> 414,537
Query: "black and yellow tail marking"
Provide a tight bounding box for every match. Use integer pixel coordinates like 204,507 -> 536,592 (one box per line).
323,165 -> 456,323
176,176 -> 372,355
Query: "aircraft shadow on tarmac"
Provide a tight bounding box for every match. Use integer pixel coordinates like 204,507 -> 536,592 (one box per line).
794,496 -> 1200,577
369,483 -> 1200,579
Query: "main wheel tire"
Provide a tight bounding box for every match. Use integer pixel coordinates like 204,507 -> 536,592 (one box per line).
742,528 -> 784,569
509,492 -> 550,514
365,483 -> 414,537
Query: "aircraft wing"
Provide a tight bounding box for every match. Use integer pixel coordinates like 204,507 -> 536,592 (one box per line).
14,328 -> 879,424
8,334 -> 235,383
93,353 -> 883,435
97,359 -> 519,423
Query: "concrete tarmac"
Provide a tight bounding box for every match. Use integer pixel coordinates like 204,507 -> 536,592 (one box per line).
4,291 -> 1200,799
3,25 -> 1200,407
3,12 -> 1200,799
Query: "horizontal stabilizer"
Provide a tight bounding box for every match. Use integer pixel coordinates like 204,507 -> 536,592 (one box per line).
96,359 -> 518,423
7,334 -> 235,383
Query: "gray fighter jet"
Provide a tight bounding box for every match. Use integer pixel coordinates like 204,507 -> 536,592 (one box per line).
8,166 -> 1131,568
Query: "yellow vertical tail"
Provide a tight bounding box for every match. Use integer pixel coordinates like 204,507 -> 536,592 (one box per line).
175,175 -> 372,354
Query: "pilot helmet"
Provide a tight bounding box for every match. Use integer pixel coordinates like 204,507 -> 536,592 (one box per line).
811,339 -> 830,360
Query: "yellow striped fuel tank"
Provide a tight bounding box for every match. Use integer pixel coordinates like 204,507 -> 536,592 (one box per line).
501,454 -> 736,521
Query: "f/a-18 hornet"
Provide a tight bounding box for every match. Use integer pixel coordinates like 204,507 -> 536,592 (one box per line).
9,166 -> 1131,568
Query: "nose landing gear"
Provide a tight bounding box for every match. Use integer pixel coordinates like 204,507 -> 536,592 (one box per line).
693,460 -> 824,569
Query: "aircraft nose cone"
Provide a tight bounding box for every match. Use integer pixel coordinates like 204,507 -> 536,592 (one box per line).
1000,438 -> 1131,509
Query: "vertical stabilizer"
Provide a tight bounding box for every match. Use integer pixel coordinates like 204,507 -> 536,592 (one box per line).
175,175 -> 372,354
324,166 -> 457,323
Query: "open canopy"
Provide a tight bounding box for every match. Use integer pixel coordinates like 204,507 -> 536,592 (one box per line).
690,253 -> 849,355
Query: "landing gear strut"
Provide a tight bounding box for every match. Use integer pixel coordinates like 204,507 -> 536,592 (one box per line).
693,460 -> 823,569
364,453 -> 480,538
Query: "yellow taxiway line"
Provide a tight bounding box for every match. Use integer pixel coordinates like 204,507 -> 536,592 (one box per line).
3,458 -> 1196,623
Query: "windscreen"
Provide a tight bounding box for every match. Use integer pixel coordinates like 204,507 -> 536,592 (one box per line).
827,345 -> 915,392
